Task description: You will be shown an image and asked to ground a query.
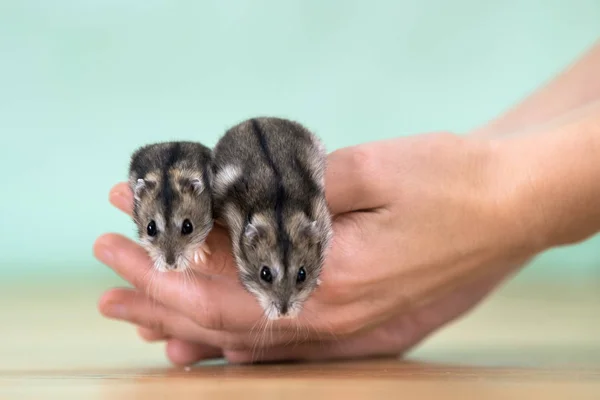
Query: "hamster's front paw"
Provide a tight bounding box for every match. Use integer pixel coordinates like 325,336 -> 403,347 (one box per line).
193,242 -> 212,265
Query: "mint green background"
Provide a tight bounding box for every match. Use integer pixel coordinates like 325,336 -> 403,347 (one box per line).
1,1 -> 599,282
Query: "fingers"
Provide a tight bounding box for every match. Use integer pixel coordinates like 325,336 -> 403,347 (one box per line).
137,326 -> 168,342
135,327 -> 224,366
99,287 -> 214,343
137,326 -> 225,366
99,287 -> 316,350
101,287 -> 254,349
226,260 -> 519,364
310,210 -> 390,306
162,262 -> 514,365
324,144 -> 391,215
166,340 -> 222,366
109,182 -> 133,216
223,331 -> 398,364
94,234 -> 266,331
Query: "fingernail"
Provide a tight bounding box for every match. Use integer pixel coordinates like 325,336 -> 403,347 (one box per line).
97,244 -> 115,264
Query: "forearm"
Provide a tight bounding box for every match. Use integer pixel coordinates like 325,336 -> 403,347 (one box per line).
498,99 -> 600,251
471,40 -> 600,138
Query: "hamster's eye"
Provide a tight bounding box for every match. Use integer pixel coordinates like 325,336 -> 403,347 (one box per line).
181,219 -> 193,235
296,266 -> 306,284
260,266 -> 272,283
147,220 -> 157,237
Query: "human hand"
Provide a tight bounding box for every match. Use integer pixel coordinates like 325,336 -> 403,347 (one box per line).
95,132 -> 539,364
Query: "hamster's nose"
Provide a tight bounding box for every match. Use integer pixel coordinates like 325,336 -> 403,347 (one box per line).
279,302 -> 289,316
165,253 -> 176,267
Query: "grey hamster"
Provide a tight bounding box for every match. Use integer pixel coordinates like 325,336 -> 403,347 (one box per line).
128,141 -> 214,272
211,117 -> 332,320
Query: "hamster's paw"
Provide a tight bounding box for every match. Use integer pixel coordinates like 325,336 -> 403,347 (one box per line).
193,242 -> 212,264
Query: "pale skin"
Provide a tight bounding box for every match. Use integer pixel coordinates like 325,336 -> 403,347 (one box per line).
94,40 -> 600,365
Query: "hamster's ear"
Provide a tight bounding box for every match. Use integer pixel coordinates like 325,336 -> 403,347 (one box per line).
133,179 -> 146,201
301,220 -> 319,243
191,178 -> 204,195
179,177 -> 204,195
132,178 -> 156,201
243,223 -> 266,248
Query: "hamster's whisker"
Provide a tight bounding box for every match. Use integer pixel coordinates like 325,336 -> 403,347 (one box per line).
258,307 -> 275,363
174,253 -> 200,308
267,312 -> 273,350
142,264 -> 160,309
178,260 -> 189,304
250,314 -> 269,363
248,314 -> 261,353
267,317 -> 275,361
300,305 -> 341,347
246,290 -> 275,361
253,313 -> 273,363
259,313 -> 271,361
284,320 -> 300,347
286,304 -> 309,348
152,269 -> 162,308
293,321 -> 301,347
303,314 -> 320,345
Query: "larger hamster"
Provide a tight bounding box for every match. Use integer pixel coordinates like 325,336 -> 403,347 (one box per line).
212,117 -> 332,320
128,141 -> 214,272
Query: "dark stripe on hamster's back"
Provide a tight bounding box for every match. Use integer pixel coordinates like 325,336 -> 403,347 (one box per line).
251,119 -> 291,270
129,144 -> 156,181
292,154 -> 321,219
161,142 -> 182,226
252,119 -> 278,175
201,160 -> 212,211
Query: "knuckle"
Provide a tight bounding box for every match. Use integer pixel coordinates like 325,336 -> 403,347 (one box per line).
146,317 -> 166,336
137,326 -> 162,341
346,145 -> 379,177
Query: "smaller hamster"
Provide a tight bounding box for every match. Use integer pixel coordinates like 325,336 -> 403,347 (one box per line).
211,117 -> 333,320
128,141 -> 214,272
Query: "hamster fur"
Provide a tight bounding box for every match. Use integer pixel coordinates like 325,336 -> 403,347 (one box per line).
212,117 -> 332,320
128,141 -> 214,272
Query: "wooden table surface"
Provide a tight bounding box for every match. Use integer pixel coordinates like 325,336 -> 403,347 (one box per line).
1,277 -> 599,399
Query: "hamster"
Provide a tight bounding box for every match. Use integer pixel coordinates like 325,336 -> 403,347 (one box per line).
211,117 -> 333,320
128,141 -> 214,272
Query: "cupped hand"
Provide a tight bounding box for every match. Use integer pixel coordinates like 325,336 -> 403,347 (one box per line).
95,132 -> 538,365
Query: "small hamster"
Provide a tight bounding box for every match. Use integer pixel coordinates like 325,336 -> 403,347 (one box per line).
212,117 -> 332,319
128,141 -> 214,272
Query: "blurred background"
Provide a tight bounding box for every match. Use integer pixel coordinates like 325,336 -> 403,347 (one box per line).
0,0 -> 599,287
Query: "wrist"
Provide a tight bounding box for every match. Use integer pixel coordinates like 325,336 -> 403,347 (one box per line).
492,101 -> 600,251
477,139 -> 549,258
